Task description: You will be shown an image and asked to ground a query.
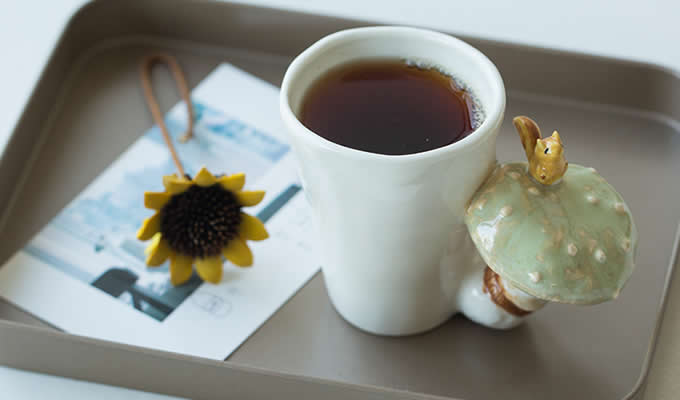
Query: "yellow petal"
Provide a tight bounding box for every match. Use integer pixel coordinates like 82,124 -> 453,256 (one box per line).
169,254 -> 193,286
193,167 -> 217,187
137,212 -> 161,240
236,190 -> 265,207
163,175 -> 193,195
145,235 -> 172,266
239,213 -> 269,241
219,173 -> 245,192
144,192 -> 171,210
222,237 -> 253,267
144,233 -> 161,255
195,256 -> 223,283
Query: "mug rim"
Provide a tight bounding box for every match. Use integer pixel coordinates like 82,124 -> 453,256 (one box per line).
280,26 -> 506,162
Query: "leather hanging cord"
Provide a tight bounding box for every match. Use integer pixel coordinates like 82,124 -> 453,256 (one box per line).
140,53 -> 195,177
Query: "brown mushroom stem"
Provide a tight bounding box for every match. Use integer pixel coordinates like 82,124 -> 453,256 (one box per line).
482,267 -> 546,316
513,116 -> 568,185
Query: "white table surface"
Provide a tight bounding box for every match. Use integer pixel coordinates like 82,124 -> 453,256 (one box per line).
1,0 -> 678,398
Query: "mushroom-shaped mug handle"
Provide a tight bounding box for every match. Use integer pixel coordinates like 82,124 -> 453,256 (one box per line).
454,117 -> 559,329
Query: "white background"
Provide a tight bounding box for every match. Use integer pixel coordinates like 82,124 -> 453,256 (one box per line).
1,0 -> 679,398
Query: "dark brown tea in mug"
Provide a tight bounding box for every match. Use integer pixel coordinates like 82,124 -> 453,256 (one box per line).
299,59 -> 481,155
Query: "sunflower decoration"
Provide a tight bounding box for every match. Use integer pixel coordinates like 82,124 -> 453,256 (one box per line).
137,53 -> 268,286
137,168 -> 268,285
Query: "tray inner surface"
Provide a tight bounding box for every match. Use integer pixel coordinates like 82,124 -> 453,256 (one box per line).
1,3 -> 679,400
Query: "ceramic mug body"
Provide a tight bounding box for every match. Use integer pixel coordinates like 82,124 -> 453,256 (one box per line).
280,26 -> 506,335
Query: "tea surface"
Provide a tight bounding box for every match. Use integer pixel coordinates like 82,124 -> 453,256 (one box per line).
300,60 -> 477,155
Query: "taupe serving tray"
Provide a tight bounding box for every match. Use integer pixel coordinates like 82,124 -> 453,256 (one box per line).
1,0 -> 679,399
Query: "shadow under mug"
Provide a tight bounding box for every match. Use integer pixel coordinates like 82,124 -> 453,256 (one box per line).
280,26 -> 506,335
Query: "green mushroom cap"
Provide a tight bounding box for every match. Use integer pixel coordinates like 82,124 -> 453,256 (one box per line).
465,162 -> 637,305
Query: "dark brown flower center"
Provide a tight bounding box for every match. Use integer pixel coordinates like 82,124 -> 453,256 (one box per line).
160,184 -> 242,259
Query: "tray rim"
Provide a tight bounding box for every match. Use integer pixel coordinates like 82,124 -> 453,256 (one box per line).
4,0 -> 680,167
0,0 -> 679,399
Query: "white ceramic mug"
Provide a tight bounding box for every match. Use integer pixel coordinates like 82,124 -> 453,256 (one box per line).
280,26 -> 506,335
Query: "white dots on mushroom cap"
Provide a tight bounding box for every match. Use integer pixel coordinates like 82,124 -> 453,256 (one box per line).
567,243 -> 578,256
528,187 -> 540,195
588,167 -> 597,173
614,202 -> 626,215
529,271 -> 541,283
586,194 -> 599,205
621,238 -> 632,253
594,248 -> 607,263
500,206 -> 513,217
